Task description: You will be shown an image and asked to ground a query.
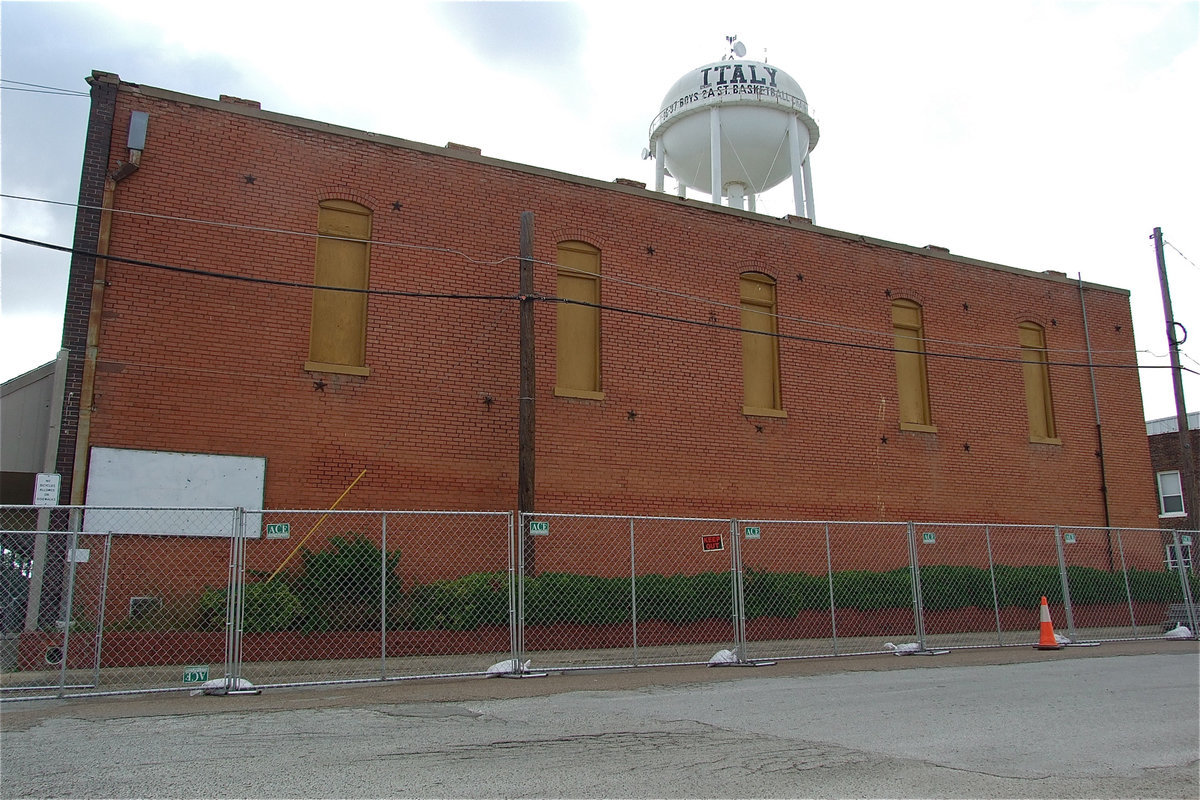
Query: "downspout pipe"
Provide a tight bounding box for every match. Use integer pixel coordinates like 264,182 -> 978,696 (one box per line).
1078,274 -> 1115,569
69,135 -> 143,504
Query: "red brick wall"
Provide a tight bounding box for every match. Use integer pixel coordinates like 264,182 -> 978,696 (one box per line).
66,81 -> 1161,582
1148,428 -> 1200,531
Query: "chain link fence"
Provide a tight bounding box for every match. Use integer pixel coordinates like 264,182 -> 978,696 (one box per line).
2,505 -> 1196,699
518,515 -> 738,670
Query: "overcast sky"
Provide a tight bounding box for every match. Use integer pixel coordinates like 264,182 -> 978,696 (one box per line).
1,1 -> 1197,421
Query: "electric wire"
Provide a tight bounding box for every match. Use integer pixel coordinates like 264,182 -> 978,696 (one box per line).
1164,240 -> 1198,272
0,80 -> 89,97
5,232 -> 1189,376
0,193 -> 523,268
0,192 -> 1150,358
0,234 -> 517,302
542,296 -> 1197,374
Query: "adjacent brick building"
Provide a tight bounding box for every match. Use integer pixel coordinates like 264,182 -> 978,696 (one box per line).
51,71 -> 1162,585
1147,411 -> 1199,568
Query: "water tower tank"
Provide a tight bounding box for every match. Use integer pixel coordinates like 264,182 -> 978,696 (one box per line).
648,50 -> 819,219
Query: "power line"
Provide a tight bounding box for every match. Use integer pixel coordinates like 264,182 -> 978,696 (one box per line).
0,193 -> 523,268
543,296 -> 1197,375
1165,239 -> 1198,272
1,192 -> 1150,359
6,232 -> 1191,377
0,234 -> 517,302
0,80 -> 89,97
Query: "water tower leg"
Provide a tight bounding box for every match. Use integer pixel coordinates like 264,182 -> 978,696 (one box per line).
728,183 -> 745,210
710,107 -> 723,207
788,115 -> 805,217
654,144 -> 665,193
748,193 -> 756,213
802,156 -> 816,222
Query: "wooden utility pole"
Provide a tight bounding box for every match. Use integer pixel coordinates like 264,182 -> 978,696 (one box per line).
1153,227 -> 1198,533
518,212 -> 536,574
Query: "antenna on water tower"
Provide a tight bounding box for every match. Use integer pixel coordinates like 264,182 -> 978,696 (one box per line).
646,39 -> 818,220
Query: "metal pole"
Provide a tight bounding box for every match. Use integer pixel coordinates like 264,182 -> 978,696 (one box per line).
91,532 -> 113,688
709,107 -> 722,206
1172,531 -> 1199,634
1114,529 -> 1138,634
629,518 -> 638,665
57,508 -> 82,696
730,520 -> 745,662
508,512 -> 519,665
1054,526 -> 1077,640
984,526 -> 1003,646
801,157 -> 816,222
380,513 -> 387,681
825,523 -> 838,655
788,115 -> 805,217
654,142 -> 665,193
906,522 -> 926,651
1077,275 -> 1114,569
1153,227 -> 1199,533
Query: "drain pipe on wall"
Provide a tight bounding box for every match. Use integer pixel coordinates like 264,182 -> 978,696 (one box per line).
1078,274 -> 1115,570
69,111 -> 147,504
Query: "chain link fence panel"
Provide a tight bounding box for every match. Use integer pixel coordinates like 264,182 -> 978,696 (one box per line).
519,515 -> 737,670
1,506 -> 238,698
1059,526 -> 1197,641
823,522 -> 915,656
236,510 -> 513,688
738,521 -> 835,660
5,503 -> 1196,701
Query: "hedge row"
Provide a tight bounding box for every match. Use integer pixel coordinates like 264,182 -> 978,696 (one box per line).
195,558 -> 1197,633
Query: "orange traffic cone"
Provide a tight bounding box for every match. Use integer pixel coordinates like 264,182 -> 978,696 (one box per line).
1033,596 -> 1065,650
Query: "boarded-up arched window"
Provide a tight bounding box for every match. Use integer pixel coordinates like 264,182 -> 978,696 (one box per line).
555,241 -> 602,398
306,200 -> 371,375
892,299 -> 934,430
1019,322 -> 1058,442
741,273 -> 784,416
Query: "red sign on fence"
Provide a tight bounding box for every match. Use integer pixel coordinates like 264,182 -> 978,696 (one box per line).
702,534 -> 724,552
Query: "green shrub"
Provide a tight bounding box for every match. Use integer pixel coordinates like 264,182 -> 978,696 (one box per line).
200,581 -> 303,633
295,536 -> 402,631
407,572 -> 509,630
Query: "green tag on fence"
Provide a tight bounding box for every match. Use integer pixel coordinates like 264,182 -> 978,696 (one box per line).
183,666 -> 209,684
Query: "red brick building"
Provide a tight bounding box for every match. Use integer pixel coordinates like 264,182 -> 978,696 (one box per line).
52,72 -> 1160,554
1147,412 -> 1199,568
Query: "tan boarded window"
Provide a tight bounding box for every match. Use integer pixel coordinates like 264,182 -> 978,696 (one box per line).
306,200 -> 371,376
1019,322 -> 1058,442
892,299 -> 934,431
741,273 -> 784,416
555,241 -> 602,399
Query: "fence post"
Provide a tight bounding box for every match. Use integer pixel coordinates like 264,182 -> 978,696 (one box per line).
1054,525 -> 1077,640
1114,529 -> 1138,634
1172,531 -> 1199,633
513,512 -> 524,667
222,507 -> 248,692
825,523 -> 838,655
56,508 -> 83,696
380,513 -> 388,681
906,522 -> 926,651
984,525 -> 1003,646
629,518 -> 639,665
91,532 -> 113,688
730,519 -> 746,662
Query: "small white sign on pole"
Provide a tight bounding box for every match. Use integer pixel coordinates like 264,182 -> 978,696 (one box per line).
33,473 -> 61,506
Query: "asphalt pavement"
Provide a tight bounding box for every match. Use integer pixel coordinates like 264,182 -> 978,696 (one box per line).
2,640 -> 1197,799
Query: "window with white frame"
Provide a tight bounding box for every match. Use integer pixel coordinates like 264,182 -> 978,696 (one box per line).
1157,470 -> 1185,517
1165,543 -> 1193,570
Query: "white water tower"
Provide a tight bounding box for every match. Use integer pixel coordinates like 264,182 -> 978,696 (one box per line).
647,39 -> 819,219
